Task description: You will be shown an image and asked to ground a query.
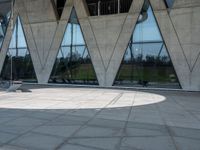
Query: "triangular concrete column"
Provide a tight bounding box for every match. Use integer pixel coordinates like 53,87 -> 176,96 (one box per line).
78,0 -> 144,86
8,0 -> 60,83
149,0 -> 200,90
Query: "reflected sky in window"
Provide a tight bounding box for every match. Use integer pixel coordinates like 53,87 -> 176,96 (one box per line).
49,8 -> 98,85
8,17 -> 27,57
124,43 -> 168,60
61,9 -> 85,46
133,6 -> 162,42
114,0 -> 180,88
1,16 -> 37,82
9,17 -> 27,50
61,23 -> 85,46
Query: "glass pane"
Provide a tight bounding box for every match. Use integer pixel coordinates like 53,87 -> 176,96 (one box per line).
17,18 -> 27,48
114,0 -> 180,89
0,2 -> 11,49
0,17 -> 37,83
165,0 -> 174,8
61,25 -> 71,46
9,24 -> 17,49
9,17 -> 27,48
56,0 -> 66,18
133,1 -> 162,42
72,24 -> 85,45
86,0 -> 133,16
49,8 -> 98,85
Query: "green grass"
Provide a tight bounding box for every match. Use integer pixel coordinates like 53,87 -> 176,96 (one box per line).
51,64 -> 97,81
116,64 -> 178,83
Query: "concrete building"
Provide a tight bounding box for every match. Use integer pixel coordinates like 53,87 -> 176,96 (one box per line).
0,0 -> 199,91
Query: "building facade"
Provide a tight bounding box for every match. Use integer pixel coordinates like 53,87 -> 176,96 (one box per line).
0,0 -> 199,91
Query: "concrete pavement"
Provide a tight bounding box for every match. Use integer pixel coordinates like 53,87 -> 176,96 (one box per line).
0,87 -> 199,150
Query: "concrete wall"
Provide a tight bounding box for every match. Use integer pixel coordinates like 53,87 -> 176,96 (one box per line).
0,0 -> 199,91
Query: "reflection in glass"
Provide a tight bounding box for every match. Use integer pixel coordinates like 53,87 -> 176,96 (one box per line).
164,0 -> 174,8
49,8 -> 98,85
114,0 -> 180,88
0,4 -> 11,48
0,17 -> 37,83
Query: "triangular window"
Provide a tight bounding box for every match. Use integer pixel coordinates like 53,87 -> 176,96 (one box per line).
0,9 -> 11,48
1,17 -> 37,83
49,8 -> 98,85
114,0 -> 180,89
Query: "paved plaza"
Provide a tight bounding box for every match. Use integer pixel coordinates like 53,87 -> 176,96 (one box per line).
0,86 -> 199,150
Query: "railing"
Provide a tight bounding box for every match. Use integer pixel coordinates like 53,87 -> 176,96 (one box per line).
87,3 -> 98,16
87,0 -> 133,16
120,0 -> 133,13
100,0 -> 118,15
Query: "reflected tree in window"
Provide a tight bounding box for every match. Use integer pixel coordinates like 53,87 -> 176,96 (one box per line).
49,8 -> 98,85
114,0 -> 180,89
0,17 -> 37,83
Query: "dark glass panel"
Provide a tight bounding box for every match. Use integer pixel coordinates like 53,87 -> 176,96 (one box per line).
86,0 -> 133,16
56,0 -> 66,18
164,0 -> 174,8
0,17 -> 37,83
114,0 -> 180,89
49,8 -> 98,85
0,1 -> 11,48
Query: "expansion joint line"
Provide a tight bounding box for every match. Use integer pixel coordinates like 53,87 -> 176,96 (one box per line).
106,14 -> 129,72
167,11 -> 191,72
116,91 -> 137,150
1,90 -> 97,146
20,0 -> 45,69
155,98 -> 179,150
88,19 -> 106,71
55,92 -> 124,150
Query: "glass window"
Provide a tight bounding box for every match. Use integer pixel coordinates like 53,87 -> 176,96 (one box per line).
114,0 -> 180,89
164,0 -> 174,8
56,0 -> 66,18
86,0 -> 133,16
133,6 -> 162,42
0,17 -> 37,83
49,8 -> 98,85
0,1 -> 11,48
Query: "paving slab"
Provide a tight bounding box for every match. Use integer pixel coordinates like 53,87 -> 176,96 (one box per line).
0,87 -> 198,150
10,132 -> 64,150
120,136 -> 176,150
173,137 -> 200,150
68,137 -> 121,150
0,132 -> 18,144
33,125 -> 81,138
58,144 -> 97,150
73,125 -> 124,138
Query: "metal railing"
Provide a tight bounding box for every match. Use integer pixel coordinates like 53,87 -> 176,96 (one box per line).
87,0 -> 132,16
